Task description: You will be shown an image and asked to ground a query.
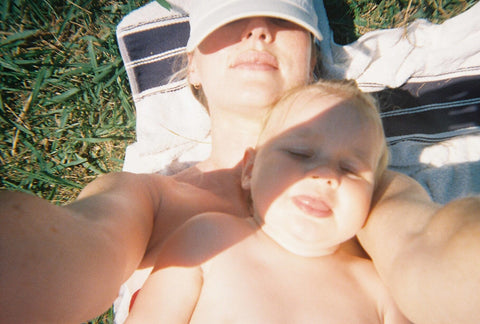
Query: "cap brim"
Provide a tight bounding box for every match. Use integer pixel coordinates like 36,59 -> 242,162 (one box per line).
186,1 -> 322,52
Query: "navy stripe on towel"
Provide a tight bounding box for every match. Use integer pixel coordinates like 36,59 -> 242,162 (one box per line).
131,54 -> 184,93
122,21 -> 189,63
374,74 -> 480,139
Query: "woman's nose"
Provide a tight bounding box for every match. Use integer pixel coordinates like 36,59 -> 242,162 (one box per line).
241,17 -> 273,43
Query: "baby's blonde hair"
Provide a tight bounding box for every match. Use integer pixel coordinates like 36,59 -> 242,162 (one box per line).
259,79 -> 389,184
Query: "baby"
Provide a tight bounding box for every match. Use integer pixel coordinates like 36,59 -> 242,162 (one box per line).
126,80 -> 410,323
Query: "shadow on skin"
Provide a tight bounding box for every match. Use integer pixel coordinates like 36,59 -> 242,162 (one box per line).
150,99 -> 372,272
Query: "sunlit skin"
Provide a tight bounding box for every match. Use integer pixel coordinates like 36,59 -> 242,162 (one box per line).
126,88 -> 409,323
189,17 -> 314,118
2,10 -> 480,324
244,93 -> 383,257
141,16 -> 319,268
0,17 -> 317,323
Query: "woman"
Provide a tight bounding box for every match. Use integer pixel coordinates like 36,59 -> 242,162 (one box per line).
1,0 -> 479,323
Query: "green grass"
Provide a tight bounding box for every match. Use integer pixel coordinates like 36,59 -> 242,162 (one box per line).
0,0 -> 149,206
0,0 -> 477,323
324,0 -> 478,44
0,1 -> 148,323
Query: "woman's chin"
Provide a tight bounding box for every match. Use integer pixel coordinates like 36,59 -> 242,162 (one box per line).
236,86 -> 285,106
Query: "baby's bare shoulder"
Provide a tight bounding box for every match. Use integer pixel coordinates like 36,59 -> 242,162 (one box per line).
183,212 -> 253,242
155,212 -> 252,267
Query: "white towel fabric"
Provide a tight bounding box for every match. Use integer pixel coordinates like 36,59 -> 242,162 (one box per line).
119,1 -> 480,199
114,1 -> 480,322
322,2 -> 480,89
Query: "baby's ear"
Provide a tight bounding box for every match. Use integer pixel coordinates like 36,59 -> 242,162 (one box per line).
241,147 -> 256,190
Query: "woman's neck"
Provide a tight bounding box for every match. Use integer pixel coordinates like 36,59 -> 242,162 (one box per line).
200,106 -> 266,171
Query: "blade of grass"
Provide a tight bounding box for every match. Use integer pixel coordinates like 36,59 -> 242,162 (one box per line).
0,29 -> 39,47
47,88 -> 81,104
156,0 -> 172,10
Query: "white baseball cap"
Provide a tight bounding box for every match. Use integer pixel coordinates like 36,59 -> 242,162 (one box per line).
186,0 -> 323,52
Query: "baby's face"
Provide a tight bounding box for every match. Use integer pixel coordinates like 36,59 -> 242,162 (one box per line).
245,93 -> 383,256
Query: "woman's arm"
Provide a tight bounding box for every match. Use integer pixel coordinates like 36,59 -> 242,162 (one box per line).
358,170 -> 480,323
0,172 -> 162,323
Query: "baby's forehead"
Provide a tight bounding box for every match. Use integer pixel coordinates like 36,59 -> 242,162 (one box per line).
269,91 -> 342,127
258,92 -> 333,142
261,89 -> 380,143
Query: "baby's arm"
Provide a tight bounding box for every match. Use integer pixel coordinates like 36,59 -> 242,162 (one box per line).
126,260 -> 203,323
127,212 -> 250,323
359,170 -> 480,323
127,212 -> 230,323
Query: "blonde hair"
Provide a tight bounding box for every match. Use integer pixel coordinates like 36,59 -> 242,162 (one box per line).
259,79 -> 389,184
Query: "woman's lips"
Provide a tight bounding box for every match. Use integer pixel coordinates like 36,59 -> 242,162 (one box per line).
230,50 -> 279,70
292,195 -> 332,218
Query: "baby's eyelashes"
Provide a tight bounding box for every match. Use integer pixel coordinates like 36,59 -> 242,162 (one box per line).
285,148 -> 315,159
339,164 -> 361,178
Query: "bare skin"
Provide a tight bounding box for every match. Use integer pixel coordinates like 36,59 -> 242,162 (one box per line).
127,85 -> 410,323
359,172 -> 480,324
0,168 -> 250,323
2,18 -> 307,323
5,165 -> 479,323
127,213 -> 408,324
1,14 -> 480,324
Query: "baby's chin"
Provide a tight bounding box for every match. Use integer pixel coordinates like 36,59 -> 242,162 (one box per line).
261,223 -> 340,258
